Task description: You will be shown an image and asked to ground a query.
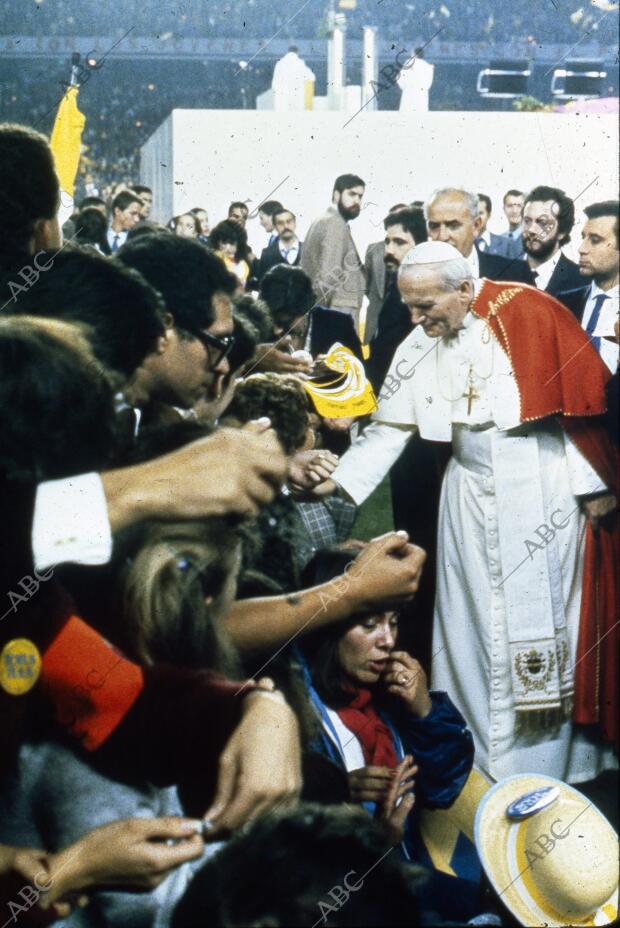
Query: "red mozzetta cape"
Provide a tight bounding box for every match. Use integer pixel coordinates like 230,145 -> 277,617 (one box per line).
472,279 -> 618,746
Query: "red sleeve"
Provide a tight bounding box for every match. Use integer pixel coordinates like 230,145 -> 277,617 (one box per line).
40,615 -> 255,789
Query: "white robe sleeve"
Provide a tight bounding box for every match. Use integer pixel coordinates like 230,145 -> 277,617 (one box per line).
331,421 -> 415,506
32,473 -> 113,571
562,431 -> 607,497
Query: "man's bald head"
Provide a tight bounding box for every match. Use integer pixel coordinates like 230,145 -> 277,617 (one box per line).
398,242 -> 474,338
425,188 -> 482,258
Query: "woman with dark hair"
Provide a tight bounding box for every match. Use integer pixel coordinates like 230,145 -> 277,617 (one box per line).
208,219 -> 250,289
298,546 -> 474,860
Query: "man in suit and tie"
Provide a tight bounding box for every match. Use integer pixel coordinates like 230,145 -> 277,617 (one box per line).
522,185 -> 583,298
497,189 -> 525,259
476,193 -> 514,259
426,187 -> 534,283
105,190 -> 143,255
559,200 -> 619,372
301,174 -> 366,330
560,201 -> 619,447
257,208 -> 302,282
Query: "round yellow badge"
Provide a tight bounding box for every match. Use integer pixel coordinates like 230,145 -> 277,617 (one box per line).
0,639 -> 41,695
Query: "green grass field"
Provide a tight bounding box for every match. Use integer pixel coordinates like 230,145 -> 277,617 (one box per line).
350,475 -> 394,540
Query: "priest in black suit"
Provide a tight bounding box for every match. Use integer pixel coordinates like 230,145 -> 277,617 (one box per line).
257,208 -> 302,283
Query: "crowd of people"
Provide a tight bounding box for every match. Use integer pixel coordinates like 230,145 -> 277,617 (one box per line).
4,0 -> 617,43
0,120 -> 618,927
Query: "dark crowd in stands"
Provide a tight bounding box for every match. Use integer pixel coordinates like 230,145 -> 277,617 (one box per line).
3,0 -> 618,43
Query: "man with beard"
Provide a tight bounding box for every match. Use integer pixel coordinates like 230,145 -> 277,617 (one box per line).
301,174 -> 366,330
522,185 -> 583,299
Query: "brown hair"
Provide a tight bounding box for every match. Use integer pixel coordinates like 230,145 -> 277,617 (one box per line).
119,518 -> 241,675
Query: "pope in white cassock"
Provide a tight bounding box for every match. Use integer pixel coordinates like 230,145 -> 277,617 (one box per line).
316,242 -> 618,784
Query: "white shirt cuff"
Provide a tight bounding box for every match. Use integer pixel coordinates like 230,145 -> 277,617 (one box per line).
32,473 -> 113,572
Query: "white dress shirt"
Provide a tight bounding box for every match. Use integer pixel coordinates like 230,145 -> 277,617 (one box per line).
528,250 -> 561,291
466,245 -> 480,278
107,227 -> 128,253
581,281 -> 619,373
279,240 -> 300,265
32,474 -> 113,572
478,230 -> 491,251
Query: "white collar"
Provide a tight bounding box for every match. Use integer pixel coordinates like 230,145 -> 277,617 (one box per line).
529,249 -> 561,289
480,230 -> 491,247
465,246 -> 480,278
589,280 -> 619,301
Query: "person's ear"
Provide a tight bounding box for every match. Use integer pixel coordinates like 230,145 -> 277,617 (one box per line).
459,279 -> 474,303
472,214 -> 483,236
156,313 -> 176,353
31,216 -> 60,252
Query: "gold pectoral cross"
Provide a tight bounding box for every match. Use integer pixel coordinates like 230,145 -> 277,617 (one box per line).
463,366 -> 479,415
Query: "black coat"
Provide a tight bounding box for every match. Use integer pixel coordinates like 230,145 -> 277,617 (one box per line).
477,247 -> 535,284
555,283 -> 590,322
257,240 -> 302,283
544,253 -> 585,300
365,275 -> 410,392
555,283 -> 618,445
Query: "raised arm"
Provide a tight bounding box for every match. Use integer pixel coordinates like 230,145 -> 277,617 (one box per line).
224,531 -> 426,653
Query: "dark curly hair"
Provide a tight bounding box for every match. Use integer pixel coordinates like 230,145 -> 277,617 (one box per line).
172,802 -> 425,928
225,372 -> 310,455
208,219 -> 248,263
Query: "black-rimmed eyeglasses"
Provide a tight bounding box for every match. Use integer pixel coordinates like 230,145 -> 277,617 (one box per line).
194,330 -> 235,367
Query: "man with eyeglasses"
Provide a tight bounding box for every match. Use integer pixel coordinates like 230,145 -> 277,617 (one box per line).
117,233 -> 237,427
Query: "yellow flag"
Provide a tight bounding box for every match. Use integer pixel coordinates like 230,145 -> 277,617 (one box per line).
49,86 -> 85,199
303,343 -> 377,418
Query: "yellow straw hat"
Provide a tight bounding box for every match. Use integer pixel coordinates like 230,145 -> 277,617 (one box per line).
474,773 -> 618,927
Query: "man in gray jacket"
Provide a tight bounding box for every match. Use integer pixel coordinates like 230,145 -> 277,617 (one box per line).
301,174 -> 367,330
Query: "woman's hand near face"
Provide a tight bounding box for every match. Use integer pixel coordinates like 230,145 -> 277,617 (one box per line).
384,652 -> 432,717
